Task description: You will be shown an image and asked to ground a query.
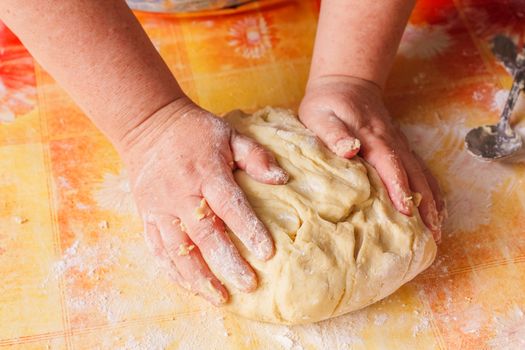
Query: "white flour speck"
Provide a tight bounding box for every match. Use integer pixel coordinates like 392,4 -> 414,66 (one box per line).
117,327 -> 174,350
374,313 -> 389,326
412,316 -> 430,337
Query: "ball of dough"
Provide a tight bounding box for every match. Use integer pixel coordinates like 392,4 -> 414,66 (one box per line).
220,107 -> 436,325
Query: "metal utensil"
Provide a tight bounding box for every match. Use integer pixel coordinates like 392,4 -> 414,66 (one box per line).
492,35 -> 518,75
465,36 -> 524,160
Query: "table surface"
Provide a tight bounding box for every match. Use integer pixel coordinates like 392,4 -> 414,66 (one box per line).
1,0 -> 525,349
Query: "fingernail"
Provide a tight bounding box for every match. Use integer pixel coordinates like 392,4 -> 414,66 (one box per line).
390,178 -> 414,216
395,189 -> 414,216
218,256 -> 258,293
257,236 -> 275,261
251,223 -> 275,261
427,207 -> 441,233
334,138 -> 361,158
401,194 -> 415,216
263,163 -> 289,184
234,267 -> 258,293
196,278 -> 228,305
206,242 -> 258,293
433,230 -> 442,244
438,199 -> 448,221
412,192 -> 423,207
433,206 -> 445,243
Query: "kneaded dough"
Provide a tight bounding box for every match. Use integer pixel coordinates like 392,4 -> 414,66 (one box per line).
220,107 -> 436,325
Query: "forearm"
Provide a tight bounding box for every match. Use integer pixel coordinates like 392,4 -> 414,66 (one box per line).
0,0 -> 185,148
309,0 -> 415,89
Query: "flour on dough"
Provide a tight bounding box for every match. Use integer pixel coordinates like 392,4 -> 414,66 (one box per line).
218,107 -> 436,325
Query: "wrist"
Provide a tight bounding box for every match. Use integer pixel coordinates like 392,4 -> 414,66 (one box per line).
309,0 -> 414,92
306,74 -> 383,98
113,95 -> 195,158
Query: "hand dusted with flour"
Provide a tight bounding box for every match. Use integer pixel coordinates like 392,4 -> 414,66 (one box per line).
222,107 -> 437,324
123,99 -> 288,305
0,0 -> 289,307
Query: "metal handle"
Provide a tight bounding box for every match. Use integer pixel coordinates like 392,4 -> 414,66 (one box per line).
498,69 -> 524,131
492,35 -> 518,74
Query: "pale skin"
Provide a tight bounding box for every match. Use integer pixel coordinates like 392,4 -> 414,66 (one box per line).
0,0 -> 444,305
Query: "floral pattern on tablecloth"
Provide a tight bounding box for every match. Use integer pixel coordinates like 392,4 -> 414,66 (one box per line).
0,23 -> 35,123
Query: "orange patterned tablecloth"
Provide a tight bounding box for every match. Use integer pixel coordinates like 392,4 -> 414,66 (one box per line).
1,0 -> 525,349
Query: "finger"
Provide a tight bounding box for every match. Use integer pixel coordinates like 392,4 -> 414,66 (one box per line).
412,152 -> 447,229
299,108 -> 360,158
398,151 -> 441,241
230,131 -> 289,185
178,196 -> 258,292
203,170 -> 275,261
143,221 -> 188,289
359,138 -> 414,215
155,216 -> 228,305
413,152 -> 447,242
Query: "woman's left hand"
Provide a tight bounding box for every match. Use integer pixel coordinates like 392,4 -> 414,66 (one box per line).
299,75 -> 445,241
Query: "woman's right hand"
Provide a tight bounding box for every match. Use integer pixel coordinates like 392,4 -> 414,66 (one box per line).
119,98 -> 288,305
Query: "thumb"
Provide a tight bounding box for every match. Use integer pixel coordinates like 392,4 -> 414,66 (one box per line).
230,131 -> 289,185
299,108 -> 360,158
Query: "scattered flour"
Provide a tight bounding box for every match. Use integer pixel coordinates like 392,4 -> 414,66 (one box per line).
43,218 -> 430,348
12,216 -> 28,224
374,313 -> 389,326
45,231 -> 246,349
492,89 -> 525,114
460,304 -> 487,335
472,91 -> 484,101
488,305 -> 525,350
46,230 -> 177,326
94,169 -> 137,215
117,327 -> 173,350
49,235 -> 118,281
401,118 -> 518,234
412,316 -> 430,337
273,327 -> 304,350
